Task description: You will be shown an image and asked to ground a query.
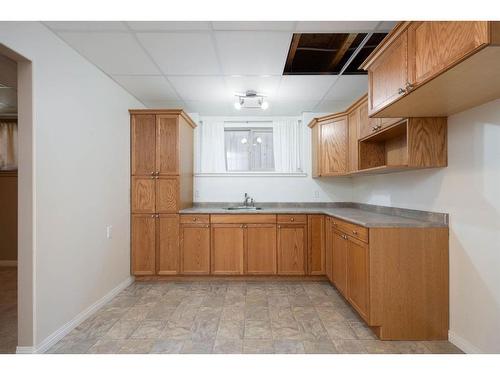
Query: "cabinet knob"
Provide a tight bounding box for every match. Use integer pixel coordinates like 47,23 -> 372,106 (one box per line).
352,230 -> 358,235
151,171 -> 155,176
156,171 -> 160,175
405,81 -> 414,92
240,224 -> 244,228
244,225 -> 248,228
151,214 -> 155,218
206,225 -> 209,228
278,225 -> 281,229
155,176 -> 159,179
150,176 -> 154,179
193,217 -> 197,221
290,218 -> 295,222
156,214 -> 159,218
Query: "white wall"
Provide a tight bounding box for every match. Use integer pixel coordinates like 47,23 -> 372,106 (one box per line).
193,112 -> 353,202
0,22 -> 144,348
351,99 -> 500,354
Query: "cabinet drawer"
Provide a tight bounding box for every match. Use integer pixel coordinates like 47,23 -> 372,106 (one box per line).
210,214 -> 276,224
277,214 -> 307,224
330,218 -> 369,243
180,214 -> 210,224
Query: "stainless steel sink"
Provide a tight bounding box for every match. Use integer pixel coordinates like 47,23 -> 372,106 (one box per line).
225,206 -> 262,211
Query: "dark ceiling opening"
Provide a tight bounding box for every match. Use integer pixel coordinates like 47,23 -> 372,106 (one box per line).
283,33 -> 388,75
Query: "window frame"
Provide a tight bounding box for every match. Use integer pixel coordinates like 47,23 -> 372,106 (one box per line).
224,126 -> 275,172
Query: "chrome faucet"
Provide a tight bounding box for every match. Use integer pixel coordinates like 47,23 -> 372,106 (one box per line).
243,193 -> 254,207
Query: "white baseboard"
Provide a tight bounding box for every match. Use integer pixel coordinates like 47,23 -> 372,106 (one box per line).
16,276 -> 134,354
449,330 -> 482,354
0,260 -> 18,267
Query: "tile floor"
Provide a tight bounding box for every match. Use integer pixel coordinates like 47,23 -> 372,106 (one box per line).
0,266 -> 17,354
45,280 -> 463,354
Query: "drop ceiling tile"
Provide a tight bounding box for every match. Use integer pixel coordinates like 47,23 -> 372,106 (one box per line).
268,100 -> 319,116
295,21 -> 382,33
214,31 -> 292,75
136,33 -> 220,75
112,75 -> 179,102
183,101 -> 233,116
276,75 -> 336,101
127,21 -> 212,31
224,76 -> 281,97
57,32 -> 159,75
324,75 -> 368,100
212,21 -> 295,31
313,100 -> 354,113
44,21 -> 128,31
168,76 -> 229,101
142,100 -> 186,109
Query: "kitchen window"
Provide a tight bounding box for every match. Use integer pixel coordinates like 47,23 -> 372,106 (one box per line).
224,127 -> 274,172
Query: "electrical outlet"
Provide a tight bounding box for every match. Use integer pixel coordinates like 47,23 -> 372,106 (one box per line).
313,190 -> 320,199
106,225 -> 112,239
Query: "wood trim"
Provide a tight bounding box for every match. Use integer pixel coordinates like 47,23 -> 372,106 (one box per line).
135,275 -> 329,282
307,93 -> 368,129
210,214 -> 277,224
0,170 -> 18,177
285,34 -> 301,70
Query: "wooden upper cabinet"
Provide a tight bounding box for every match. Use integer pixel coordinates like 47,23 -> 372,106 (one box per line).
156,115 -> 179,175
307,215 -> 325,275
131,114 -> 156,176
347,108 -> 360,172
407,21 -> 489,86
277,224 -> 306,275
368,31 -> 408,115
346,236 -> 370,321
332,231 -> 348,295
131,176 -> 155,213
246,224 -> 277,275
211,224 -> 244,275
131,214 -> 156,275
157,214 -> 179,275
361,21 -> 500,117
358,98 -> 379,140
180,223 -> 210,275
320,117 -> 348,176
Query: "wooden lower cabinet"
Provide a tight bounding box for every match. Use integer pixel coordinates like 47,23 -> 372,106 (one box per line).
211,224 -> 245,275
325,217 -> 333,282
332,230 -> 348,295
180,223 -> 210,274
246,224 -> 277,275
157,214 -> 179,275
277,224 -> 307,275
131,214 -> 156,276
346,236 -> 370,321
307,215 -> 325,275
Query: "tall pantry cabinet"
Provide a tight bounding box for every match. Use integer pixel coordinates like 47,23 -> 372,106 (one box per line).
130,110 -> 196,276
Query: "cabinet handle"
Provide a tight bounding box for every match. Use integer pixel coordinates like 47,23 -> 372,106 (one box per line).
151,214 -> 155,218
240,224 -> 244,228
150,171 -> 155,176
156,171 -> 160,175
244,225 -> 248,228
398,87 -> 405,95
150,176 -> 154,179
352,230 -> 358,235
372,126 -> 377,131
377,125 -> 382,130
155,176 -> 159,179
405,81 -> 414,92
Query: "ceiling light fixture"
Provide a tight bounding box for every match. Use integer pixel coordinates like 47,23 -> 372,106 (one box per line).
234,90 -> 269,110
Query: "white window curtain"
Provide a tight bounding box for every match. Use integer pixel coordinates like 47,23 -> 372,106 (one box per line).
199,120 -> 226,173
272,119 -> 301,173
0,120 -> 17,171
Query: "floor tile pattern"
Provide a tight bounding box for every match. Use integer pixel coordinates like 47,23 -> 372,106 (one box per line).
44,281 -> 463,354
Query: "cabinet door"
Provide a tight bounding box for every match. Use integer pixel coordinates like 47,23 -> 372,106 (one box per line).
325,218 -> 333,283
277,224 -> 306,275
346,237 -> 370,321
131,114 -> 156,176
246,224 -> 277,275
156,176 -> 179,213
320,117 -> 348,175
131,176 -> 155,213
308,215 -> 325,275
359,99 -> 379,139
348,108 -> 360,172
131,214 -> 156,275
157,214 -> 179,275
332,231 -> 348,295
211,224 -> 244,275
180,224 -> 210,274
408,21 -> 489,86
368,31 -> 408,114
156,115 -> 179,175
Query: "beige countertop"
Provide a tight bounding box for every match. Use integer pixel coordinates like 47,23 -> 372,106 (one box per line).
179,204 -> 448,228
